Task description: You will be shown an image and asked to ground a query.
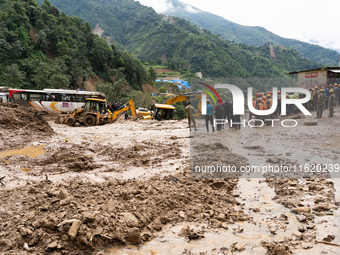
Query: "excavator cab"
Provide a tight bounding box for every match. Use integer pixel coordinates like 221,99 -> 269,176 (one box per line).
152,104 -> 175,120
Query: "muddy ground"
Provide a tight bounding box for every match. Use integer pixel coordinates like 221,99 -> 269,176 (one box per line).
0,104 -> 340,254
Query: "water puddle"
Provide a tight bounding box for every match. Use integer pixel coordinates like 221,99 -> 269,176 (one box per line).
0,144 -> 46,159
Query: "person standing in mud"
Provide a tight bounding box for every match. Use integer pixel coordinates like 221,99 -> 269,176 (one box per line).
317,89 -> 327,118
215,102 -> 223,131
185,102 -> 197,131
329,90 -> 336,117
206,100 -> 214,132
223,99 -> 232,128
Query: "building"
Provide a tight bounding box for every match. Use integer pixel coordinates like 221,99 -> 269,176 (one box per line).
288,67 -> 340,88
196,72 -> 203,78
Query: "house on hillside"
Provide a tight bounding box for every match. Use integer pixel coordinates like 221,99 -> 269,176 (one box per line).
288,67 -> 340,88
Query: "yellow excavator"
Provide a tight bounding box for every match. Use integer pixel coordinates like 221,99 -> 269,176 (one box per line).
165,92 -> 204,118
58,98 -> 138,126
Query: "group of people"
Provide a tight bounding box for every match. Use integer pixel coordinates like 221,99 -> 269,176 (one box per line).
307,84 -> 340,118
107,102 -> 123,112
185,84 -> 339,132
185,100 -> 240,132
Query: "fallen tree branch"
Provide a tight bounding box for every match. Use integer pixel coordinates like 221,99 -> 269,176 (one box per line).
317,241 -> 340,247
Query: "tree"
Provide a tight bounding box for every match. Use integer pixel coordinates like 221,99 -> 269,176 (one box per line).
31,62 -> 51,89
128,91 -> 153,109
147,66 -> 155,83
159,87 -> 166,93
5,64 -> 26,88
48,65 -> 70,88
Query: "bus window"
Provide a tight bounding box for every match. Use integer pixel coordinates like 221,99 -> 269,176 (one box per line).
13,93 -> 28,101
29,93 -> 44,101
76,95 -> 84,102
62,95 -> 71,102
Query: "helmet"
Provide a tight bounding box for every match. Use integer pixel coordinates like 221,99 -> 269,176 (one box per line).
268,91 -> 273,95
255,93 -> 260,96
252,96 -> 254,99
329,84 -> 333,87
302,87 -> 306,89
260,92 -> 264,96
312,88 -> 314,91
267,94 -> 272,97
315,86 -> 319,89
334,83 -> 338,86
330,90 -> 334,93
278,91 -> 281,94
262,96 -> 266,100
320,89 -> 324,92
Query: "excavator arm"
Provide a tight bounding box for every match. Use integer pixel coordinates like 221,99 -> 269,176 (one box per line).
165,93 -> 205,118
109,99 -> 138,123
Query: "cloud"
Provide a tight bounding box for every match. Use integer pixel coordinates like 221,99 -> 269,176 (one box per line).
137,0 -> 174,13
185,5 -> 201,13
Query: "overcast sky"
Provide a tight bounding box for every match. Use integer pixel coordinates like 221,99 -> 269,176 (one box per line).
138,0 -> 340,51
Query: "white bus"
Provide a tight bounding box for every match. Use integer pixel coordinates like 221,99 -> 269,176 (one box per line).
9,89 -> 106,114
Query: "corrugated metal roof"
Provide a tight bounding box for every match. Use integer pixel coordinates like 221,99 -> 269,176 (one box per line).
287,66 -> 340,75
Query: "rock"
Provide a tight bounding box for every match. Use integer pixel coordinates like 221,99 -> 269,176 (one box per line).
304,121 -> 317,126
58,189 -> 71,206
61,234 -> 69,241
285,198 -> 300,207
126,227 -> 141,245
314,195 -> 325,204
122,213 -> 139,228
306,223 -> 315,229
151,217 -> 162,231
210,219 -> 222,228
19,227 -> 27,236
221,223 -> 229,229
179,226 -> 204,239
23,243 -> 29,251
47,241 -> 58,250
234,243 -> 245,252
216,213 -> 226,221
179,211 -> 185,218
302,242 -> 314,249
291,207 -> 311,214
83,212 -> 95,223
194,208 -> 202,214
42,216 -> 57,229
107,199 -> 117,212
266,157 -> 280,164
141,231 -> 153,242
170,136 -> 177,140
32,220 -> 40,229
296,215 -> 307,222
298,226 -> 305,233
313,203 -> 329,211
211,180 -> 224,188
68,220 -> 81,240
58,189 -> 69,200
323,235 -> 335,242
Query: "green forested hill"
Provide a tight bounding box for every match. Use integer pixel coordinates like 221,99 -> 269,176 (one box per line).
44,0 -> 320,78
0,0 -> 146,90
164,0 -> 339,66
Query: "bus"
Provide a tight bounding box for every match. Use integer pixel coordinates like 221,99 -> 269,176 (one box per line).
9,89 -> 106,114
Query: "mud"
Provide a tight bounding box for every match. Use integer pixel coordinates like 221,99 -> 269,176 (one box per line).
0,103 -> 53,150
1,105 -> 340,254
0,172 -> 245,254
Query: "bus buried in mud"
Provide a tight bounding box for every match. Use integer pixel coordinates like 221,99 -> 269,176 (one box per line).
9,89 -> 106,114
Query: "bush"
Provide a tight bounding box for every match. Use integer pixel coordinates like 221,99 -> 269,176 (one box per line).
159,87 -> 167,93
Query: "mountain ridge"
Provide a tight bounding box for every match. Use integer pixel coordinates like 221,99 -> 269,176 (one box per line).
163,0 -> 339,66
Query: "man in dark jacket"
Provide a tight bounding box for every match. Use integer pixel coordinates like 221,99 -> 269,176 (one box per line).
215,102 -> 224,130
223,100 -> 232,128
